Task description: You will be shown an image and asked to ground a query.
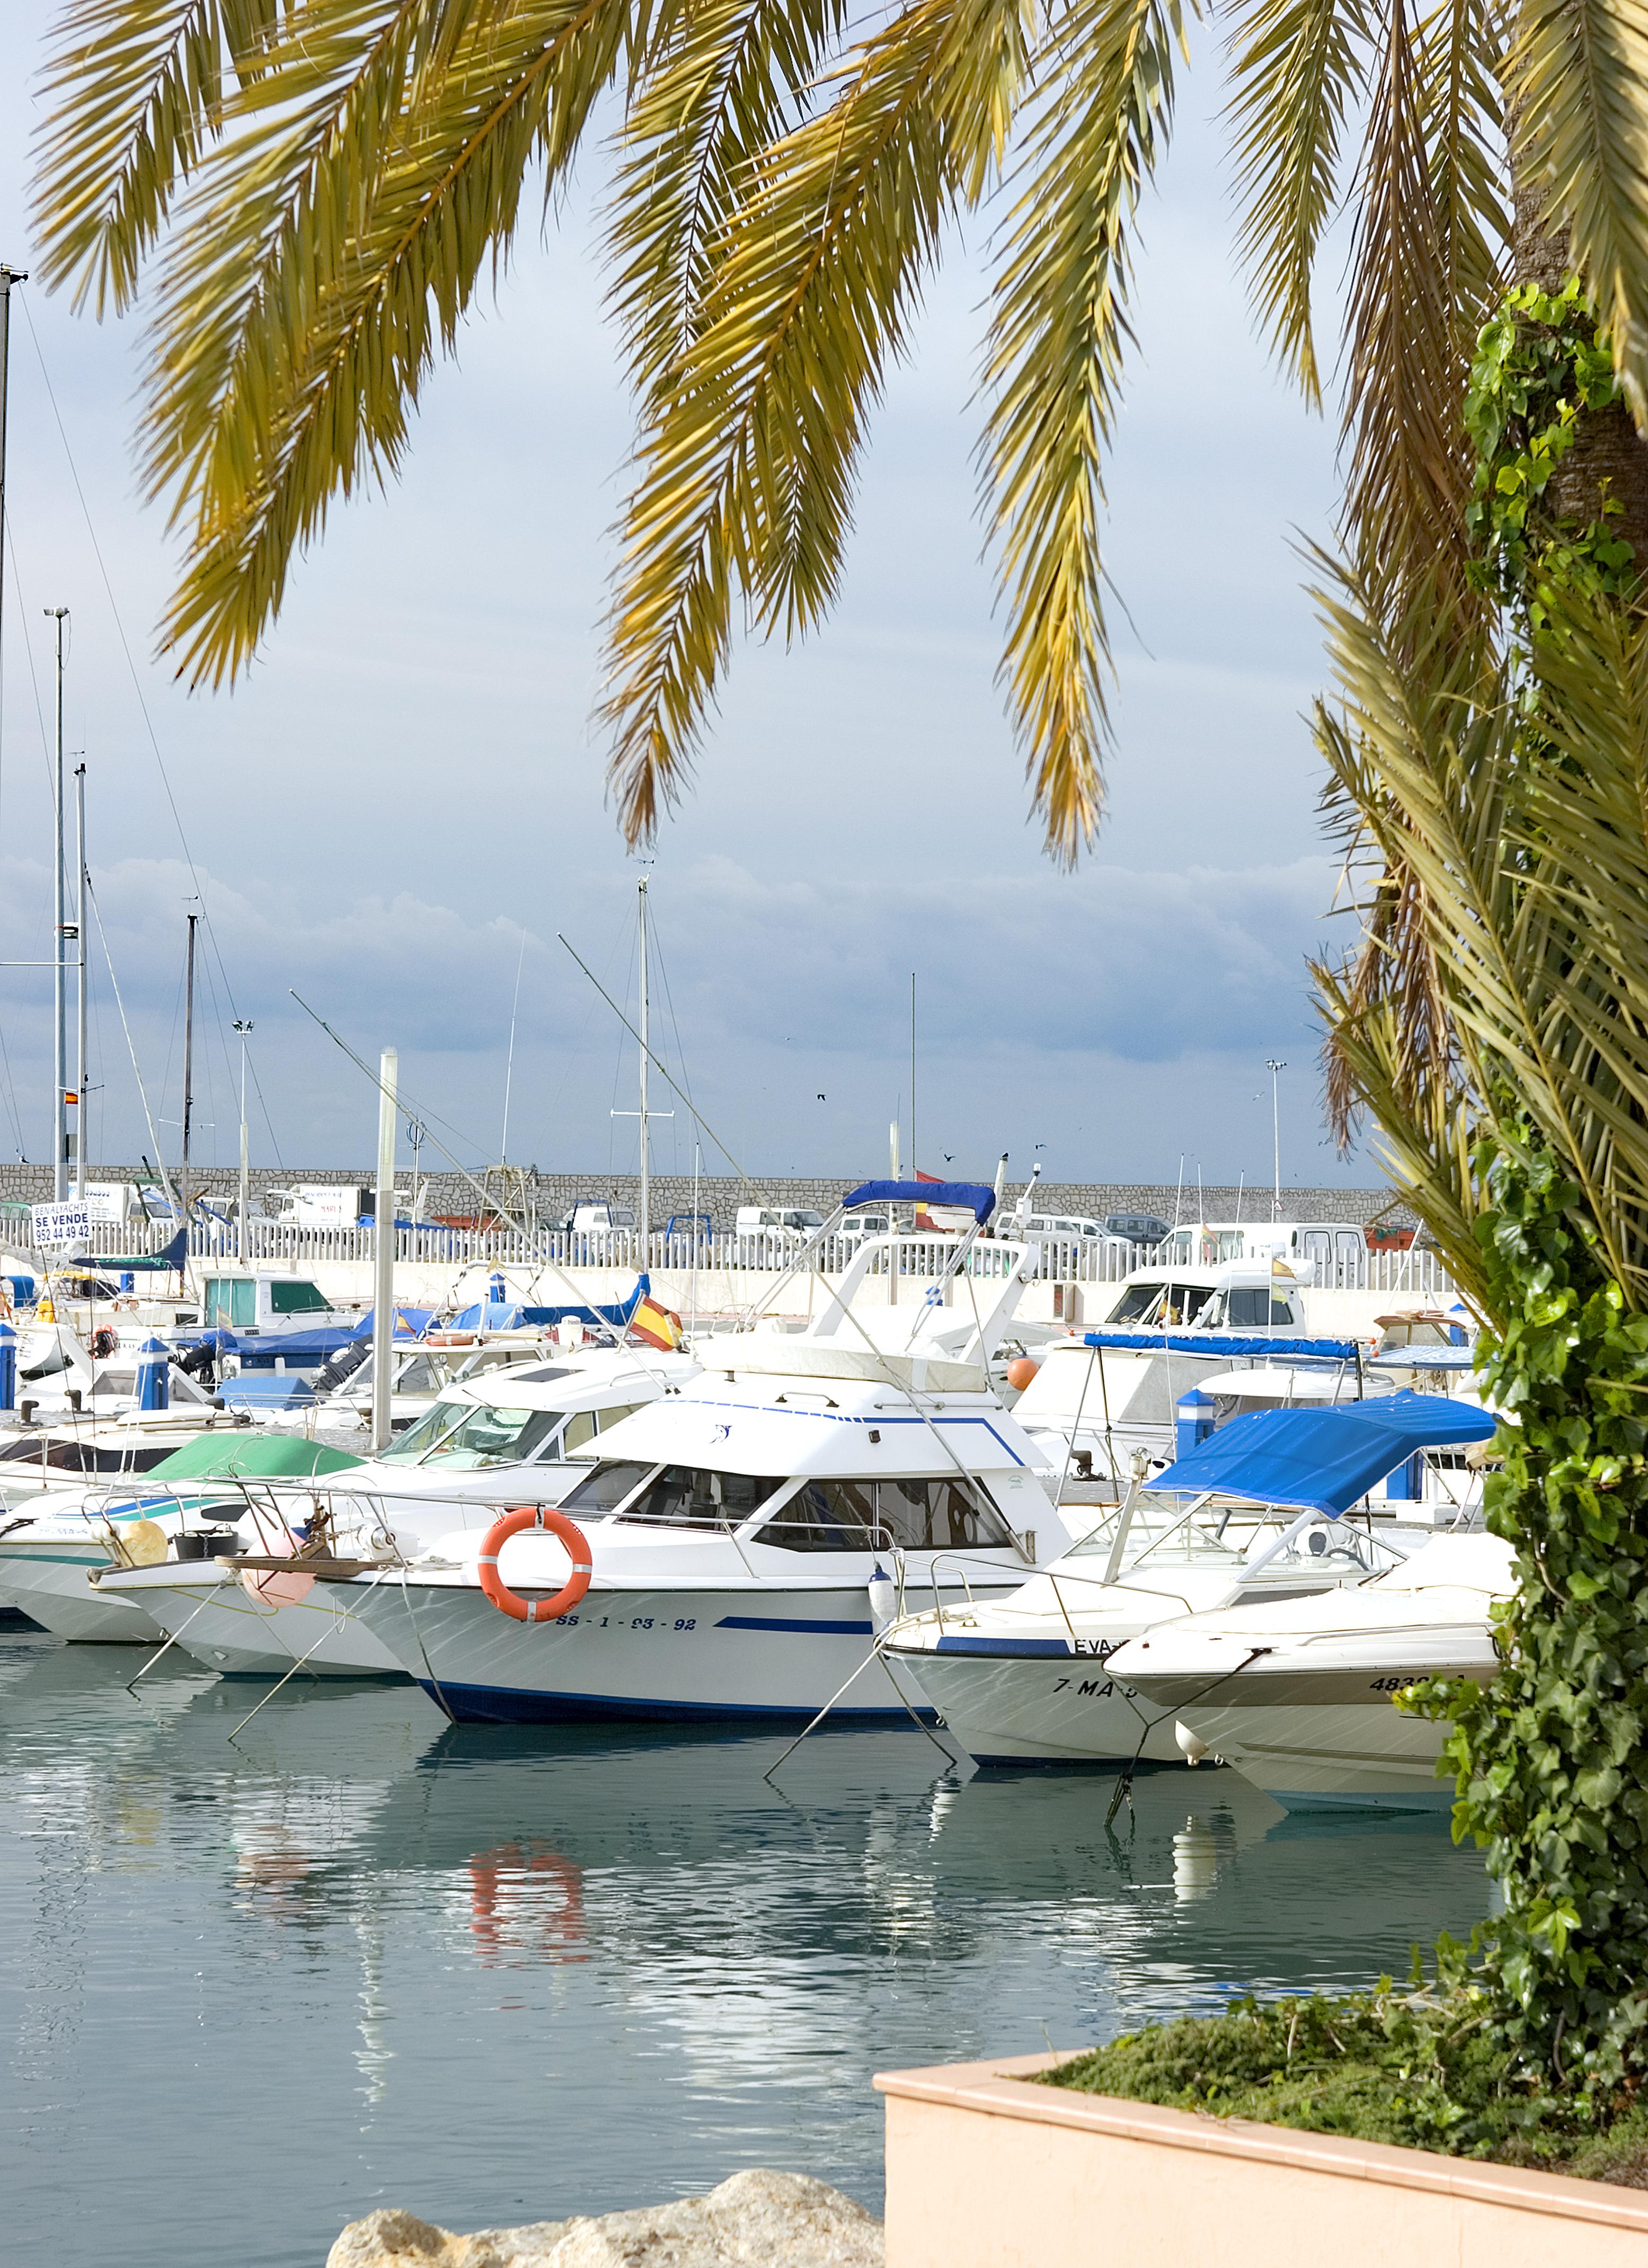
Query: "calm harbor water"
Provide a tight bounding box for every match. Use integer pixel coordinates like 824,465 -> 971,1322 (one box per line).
0,1632 -> 1492,2268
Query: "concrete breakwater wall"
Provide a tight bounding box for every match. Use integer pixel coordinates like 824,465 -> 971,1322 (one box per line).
0,1160 -> 1413,1229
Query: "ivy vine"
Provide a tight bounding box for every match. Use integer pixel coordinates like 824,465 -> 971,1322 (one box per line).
1463,278 -> 1636,633
1405,1127 -> 1648,2098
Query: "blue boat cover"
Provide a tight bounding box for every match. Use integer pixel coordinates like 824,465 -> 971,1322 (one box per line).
1147,1389 -> 1499,1516
453,1277 -> 650,1333
1084,1330 -> 1363,1360
843,1180 -> 995,1224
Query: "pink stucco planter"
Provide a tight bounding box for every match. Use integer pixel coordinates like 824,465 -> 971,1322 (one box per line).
874,2052 -> 1648,2268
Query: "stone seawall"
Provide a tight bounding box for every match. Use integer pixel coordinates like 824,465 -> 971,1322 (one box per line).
0,1160 -> 1413,1229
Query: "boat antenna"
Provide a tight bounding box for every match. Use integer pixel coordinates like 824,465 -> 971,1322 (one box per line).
181,912 -> 198,1222
499,927 -> 528,1167
557,932 -> 768,1204
909,970 -> 916,1178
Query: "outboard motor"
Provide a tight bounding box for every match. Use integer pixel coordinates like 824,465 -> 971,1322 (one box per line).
313,1337 -> 371,1397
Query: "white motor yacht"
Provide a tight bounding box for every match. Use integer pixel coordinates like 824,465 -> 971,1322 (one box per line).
95,1344 -> 701,1676
1105,1529 -> 1516,1811
880,1390 -> 1500,1766
307,1182 -> 1085,1724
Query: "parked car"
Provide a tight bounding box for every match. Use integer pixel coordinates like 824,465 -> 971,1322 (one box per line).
559,1200 -> 637,1236
1102,1211 -> 1172,1250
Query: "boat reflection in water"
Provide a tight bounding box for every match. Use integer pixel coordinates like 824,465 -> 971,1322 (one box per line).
0,1634 -> 1492,2268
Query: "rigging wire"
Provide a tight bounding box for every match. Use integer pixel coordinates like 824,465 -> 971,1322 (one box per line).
86,879 -> 180,1214
16,295 -> 268,1150
0,520 -> 59,1157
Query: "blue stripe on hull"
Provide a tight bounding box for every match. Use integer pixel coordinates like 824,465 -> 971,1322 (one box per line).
929,1635 -> 1074,1657
414,1679 -> 937,1729
714,1614 -> 874,1635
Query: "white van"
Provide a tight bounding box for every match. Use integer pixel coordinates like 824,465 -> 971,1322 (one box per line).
733,1206 -> 825,1260
561,1200 -> 637,1236
267,1184 -> 374,1229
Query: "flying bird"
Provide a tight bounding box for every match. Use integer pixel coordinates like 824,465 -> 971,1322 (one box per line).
817,1092 -> 827,1101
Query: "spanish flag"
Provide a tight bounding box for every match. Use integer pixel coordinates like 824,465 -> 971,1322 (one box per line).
629,1294 -> 684,1351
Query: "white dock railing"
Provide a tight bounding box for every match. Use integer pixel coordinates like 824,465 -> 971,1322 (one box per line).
8,1217 -> 1464,1302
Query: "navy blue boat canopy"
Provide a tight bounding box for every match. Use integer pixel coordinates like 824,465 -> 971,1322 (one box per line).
1085,1330 -> 1362,1362
1146,1389 -> 1499,1518
843,1180 -> 995,1224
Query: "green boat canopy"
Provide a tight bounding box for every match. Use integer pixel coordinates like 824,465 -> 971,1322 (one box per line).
143,1433 -> 364,1481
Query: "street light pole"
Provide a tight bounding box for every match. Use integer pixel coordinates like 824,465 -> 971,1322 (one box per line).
1266,1059 -> 1287,1221
74,763 -> 86,1199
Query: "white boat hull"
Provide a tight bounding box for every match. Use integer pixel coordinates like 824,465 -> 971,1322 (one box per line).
101,1568 -> 405,1679
343,1573 -> 1006,1726
1175,1686 -> 1458,1811
0,1544 -> 166,1642
890,1643 -> 1184,1765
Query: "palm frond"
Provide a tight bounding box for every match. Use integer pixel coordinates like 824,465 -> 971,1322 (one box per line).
600,0 -> 1033,844
980,0 -> 1192,865
1314,559 -> 1648,1301
1507,0 -> 1648,419
144,0 -> 631,685
1225,0 -> 1372,407
607,0 -> 849,403
1341,0 -> 1502,598
32,0 -> 287,314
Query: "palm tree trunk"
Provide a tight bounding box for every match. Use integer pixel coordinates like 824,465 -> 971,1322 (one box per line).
1511,168 -> 1648,573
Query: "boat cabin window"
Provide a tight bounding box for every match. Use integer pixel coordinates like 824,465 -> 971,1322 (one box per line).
1109,1281 -> 1218,1327
0,1436 -> 185,1473
376,1400 -> 565,1466
1224,1288 -> 1297,1327
205,1277 -> 256,1328
555,1403 -> 646,1459
617,1465 -> 787,1529
755,1478 -> 1016,1553
393,1356 -> 438,1395
560,1460 -> 656,1514
269,1279 -> 332,1315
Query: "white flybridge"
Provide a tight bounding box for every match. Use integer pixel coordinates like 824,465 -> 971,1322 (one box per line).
307,1180 -> 1094,1724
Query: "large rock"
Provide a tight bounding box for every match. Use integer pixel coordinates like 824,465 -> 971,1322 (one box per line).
327,2169 -> 883,2268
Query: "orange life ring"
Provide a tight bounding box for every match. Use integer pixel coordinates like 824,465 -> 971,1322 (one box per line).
477,1506 -> 592,1624
424,1330 -> 477,1348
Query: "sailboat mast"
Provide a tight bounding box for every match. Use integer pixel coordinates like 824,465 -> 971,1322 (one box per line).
74,763 -> 86,1200
0,266 -> 23,826
637,877 -> 650,1256
49,607 -> 68,1203
180,913 -> 197,1222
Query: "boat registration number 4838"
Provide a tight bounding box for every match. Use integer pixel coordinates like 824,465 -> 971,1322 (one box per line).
1368,1674 -> 1419,1691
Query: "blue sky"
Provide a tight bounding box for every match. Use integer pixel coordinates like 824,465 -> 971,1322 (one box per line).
0,5 -> 1372,1193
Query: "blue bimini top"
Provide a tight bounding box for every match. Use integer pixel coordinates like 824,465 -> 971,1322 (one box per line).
1145,1389 -> 1499,1517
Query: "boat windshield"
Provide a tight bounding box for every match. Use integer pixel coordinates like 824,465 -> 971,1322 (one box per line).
1062,1491 -> 1245,1567
377,1400 -> 565,1466
1108,1281 -> 1220,1327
